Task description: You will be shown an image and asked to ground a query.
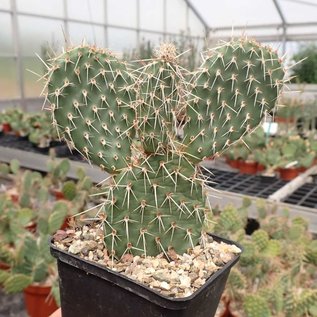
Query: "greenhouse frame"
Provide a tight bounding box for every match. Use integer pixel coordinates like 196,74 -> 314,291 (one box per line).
1,0 -> 317,109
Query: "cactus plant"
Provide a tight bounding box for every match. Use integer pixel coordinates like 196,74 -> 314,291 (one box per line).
44,39 -> 285,258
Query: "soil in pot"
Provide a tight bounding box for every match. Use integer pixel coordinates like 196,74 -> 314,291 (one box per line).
238,161 -> 257,175
278,168 -> 299,181
51,226 -> 242,317
24,284 -> 58,317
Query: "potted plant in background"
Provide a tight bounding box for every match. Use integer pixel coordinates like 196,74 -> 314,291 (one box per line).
274,98 -> 302,125
44,38 -> 285,317
0,195 -> 68,317
0,108 -> 24,134
45,155 -> 71,200
254,134 -> 316,180
211,201 -> 317,317
224,128 -> 267,174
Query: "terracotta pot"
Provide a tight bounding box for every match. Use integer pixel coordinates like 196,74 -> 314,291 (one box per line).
274,116 -> 295,124
238,161 -> 258,174
53,190 -> 65,201
0,261 -> 10,288
2,123 -> 12,133
10,193 -> 19,203
257,163 -> 265,172
25,222 -> 37,233
226,158 -> 240,169
279,168 -> 299,181
49,308 -> 61,317
24,284 -> 58,317
297,166 -> 307,173
0,261 -> 10,270
60,216 -> 73,230
218,299 -> 239,317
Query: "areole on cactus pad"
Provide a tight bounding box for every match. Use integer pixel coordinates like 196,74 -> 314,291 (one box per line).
44,38 -> 285,259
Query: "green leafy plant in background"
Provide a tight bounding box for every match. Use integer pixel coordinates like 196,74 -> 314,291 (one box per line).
253,133 -> 316,174
225,128 -> 267,162
44,38 -> 285,259
0,193 -> 68,303
211,200 -> 317,317
292,44 -> 317,84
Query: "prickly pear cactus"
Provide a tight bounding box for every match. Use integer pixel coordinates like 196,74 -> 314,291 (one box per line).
45,38 -> 285,258
244,295 -> 271,317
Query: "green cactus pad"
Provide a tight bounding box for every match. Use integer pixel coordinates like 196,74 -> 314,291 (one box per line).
252,229 -> 269,251
46,45 -> 137,173
137,44 -> 187,153
244,295 -> 271,317
62,180 -> 77,200
102,152 -> 206,257
183,38 -> 284,161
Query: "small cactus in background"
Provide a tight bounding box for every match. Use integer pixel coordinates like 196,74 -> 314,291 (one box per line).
62,180 -> 77,201
211,201 -> 317,317
44,38 -> 285,258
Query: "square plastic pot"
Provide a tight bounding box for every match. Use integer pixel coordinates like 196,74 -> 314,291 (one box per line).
50,234 -> 241,317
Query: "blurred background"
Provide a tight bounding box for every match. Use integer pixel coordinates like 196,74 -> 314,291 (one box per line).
1,0 -> 317,111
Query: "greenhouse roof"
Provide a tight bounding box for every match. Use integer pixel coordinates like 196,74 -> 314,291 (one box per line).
188,0 -> 317,44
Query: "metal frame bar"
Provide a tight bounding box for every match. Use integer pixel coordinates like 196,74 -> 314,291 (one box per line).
272,0 -> 287,53
10,0 -> 25,109
212,21 -> 317,32
184,0 -> 209,37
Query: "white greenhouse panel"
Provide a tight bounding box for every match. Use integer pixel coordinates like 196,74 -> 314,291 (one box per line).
188,8 -> 205,37
0,13 -> 14,55
68,23 -> 105,47
16,0 -> 64,18
108,28 -> 137,54
0,57 -> 19,99
189,0 -> 281,28
0,0 -> 10,10
18,16 -> 65,56
67,0 -> 104,24
107,0 -> 137,28
140,0 -> 164,32
279,0 -> 317,23
166,0 -> 187,33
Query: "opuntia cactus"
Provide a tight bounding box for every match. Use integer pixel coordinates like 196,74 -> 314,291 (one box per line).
44,38 -> 285,258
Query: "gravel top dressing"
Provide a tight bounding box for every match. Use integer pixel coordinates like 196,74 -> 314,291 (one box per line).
53,225 -> 241,298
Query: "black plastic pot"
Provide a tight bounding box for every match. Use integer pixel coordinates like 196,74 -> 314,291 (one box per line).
50,235 -> 241,317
